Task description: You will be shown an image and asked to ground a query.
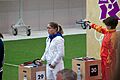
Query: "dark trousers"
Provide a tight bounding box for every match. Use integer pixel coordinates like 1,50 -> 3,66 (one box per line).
0,71 -> 3,80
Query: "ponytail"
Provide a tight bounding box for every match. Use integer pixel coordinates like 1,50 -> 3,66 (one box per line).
0,33 -> 3,38
58,25 -> 64,34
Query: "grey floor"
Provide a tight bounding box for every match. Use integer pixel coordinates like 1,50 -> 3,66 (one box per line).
3,27 -> 86,41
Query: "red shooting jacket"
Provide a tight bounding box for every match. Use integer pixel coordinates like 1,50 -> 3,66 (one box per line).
91,24 -> 117,64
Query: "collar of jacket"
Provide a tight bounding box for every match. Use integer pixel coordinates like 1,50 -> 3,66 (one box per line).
107,29 -> 116,33
49,32 -> 63,42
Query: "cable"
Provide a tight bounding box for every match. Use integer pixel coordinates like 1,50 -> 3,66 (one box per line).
94,30 -> 104,46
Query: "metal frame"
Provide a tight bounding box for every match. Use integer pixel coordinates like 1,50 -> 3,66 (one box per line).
11,0 -> 31,36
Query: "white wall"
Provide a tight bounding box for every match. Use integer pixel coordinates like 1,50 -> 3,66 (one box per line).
0,0 -> 86,33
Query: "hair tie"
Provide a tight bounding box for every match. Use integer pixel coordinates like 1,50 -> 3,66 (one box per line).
58,25 -> 60,31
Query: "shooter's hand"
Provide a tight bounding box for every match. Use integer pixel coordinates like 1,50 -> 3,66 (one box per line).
49,64 -> 55,69
83,19 -> 91,29
76,19 -> 91,29
83,19 -> 91,26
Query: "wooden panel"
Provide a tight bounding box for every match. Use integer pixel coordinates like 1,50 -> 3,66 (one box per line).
86,0 -> 120,59
19,65 -> 46,80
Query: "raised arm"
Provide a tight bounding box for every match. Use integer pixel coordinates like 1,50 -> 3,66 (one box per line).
90,23 -> 107,34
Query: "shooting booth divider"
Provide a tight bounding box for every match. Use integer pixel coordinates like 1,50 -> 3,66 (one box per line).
86,0 -> 120,59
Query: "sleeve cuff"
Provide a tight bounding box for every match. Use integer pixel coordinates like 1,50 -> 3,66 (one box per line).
51,62 -> 57,66
41,57 -> 45,61
91,23 -> 95,28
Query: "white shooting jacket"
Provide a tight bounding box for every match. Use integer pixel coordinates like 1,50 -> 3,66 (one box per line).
41,36 -> 64,66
